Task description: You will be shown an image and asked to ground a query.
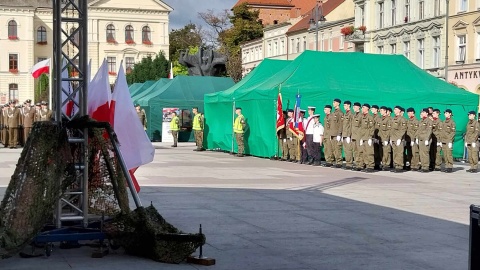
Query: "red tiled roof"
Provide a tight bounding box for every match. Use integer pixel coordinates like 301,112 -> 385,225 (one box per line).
234,0 -> 295,8
286,0 -> 346,34
289,0 -> 318,18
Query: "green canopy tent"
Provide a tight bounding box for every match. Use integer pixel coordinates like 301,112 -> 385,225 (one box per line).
205,51 -> 479,158
139,76 -> 235,141
129,80 -> 157,98
128,82 -> 143,95
132,78 -> 170,104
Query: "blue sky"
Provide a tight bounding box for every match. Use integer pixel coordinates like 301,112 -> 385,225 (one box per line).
164,0 -> 237,30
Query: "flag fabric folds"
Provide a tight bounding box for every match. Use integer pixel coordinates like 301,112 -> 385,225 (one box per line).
293,94 -> 301,128
88,59 -> 111,122
30,58 -> 50,78
276,93 -> 284,132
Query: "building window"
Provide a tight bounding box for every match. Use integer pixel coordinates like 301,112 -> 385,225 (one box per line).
391,0 -> 396,25
434,0 -> 441,16
37,26 -> 47,44
273,20 -> 278,24
378,45 -> 384,54
378,2 -> 384,28
268,42 -> 272,56
38,57 -> 47,63
391,43 -> 397,54
320,33 -> 324,51
107,57 -> 116,75
274,41 -> 278,55
290,39 -> 294,53
459,0 -> 467,12
125,25 -> 134,44
404,0 -> 410,22
8,20 -> 17,39
360,6 -> 365,26
419,0 -> 425,20
281,40 -> 285,54
477,33 -> 480,59
417,39 -> 424,68
340,35 -> 345,50
296,38 -> 300,53
9,54 -> 18,72
433,36 -> 440,67
329,32 -> 333,51
142,26 -> 151,44
404,41 -> 410,59
303,36 -> 306,52
457,35 -> 466,62
106,24 -> 115,43
9,84 -> 19,101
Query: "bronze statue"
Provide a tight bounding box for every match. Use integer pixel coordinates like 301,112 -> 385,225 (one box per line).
179,48 -> 226,77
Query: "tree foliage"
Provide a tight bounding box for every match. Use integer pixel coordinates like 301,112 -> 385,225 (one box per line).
169,24 -> 204,75
35,74 -> 49,103
126,51 -> 169,85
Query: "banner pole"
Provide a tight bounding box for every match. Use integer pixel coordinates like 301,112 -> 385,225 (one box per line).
232,98 -> 235,154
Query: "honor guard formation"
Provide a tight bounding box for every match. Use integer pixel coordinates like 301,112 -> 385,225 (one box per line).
1,99 -> 52,149
276,98 -> 480,173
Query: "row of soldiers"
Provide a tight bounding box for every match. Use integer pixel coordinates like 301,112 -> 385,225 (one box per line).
278,98 -> 480,173
1,99 -> 53,148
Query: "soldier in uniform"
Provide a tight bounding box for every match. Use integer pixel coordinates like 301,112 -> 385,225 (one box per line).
278,110 -> 288,161
342,101 -> 354,169
18,102 -> 25,146
286,109 -> 297,162
430,109 -> 442,171
299,109 -> 308,164
405,108 -> 420,171
465,111 -> 480,173
34,103 -> 42,122
359,104 -> 375,173
170,111 -> 180,147
303,106 -> 316,164
322,105 -> 333,166
233,107 -> 246,157
135,104 -> 147,130
440,109 -> 456,173
6,101 -> 20,148
1,104 -> 7,147
330,98 -> 344,168
390,106 -> 407,173
39,101 -> 53,121
312,114 -> 324,165
192,107 -> 205,151
22,99 -> 35,144
351,102 -> 363,171
378,106 -> 392,171
417,108 -> 433,173
370,105 -> 381,169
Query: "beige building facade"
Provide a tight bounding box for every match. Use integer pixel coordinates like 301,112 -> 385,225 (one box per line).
0,0 -> 172,104
447,0 -> 480,94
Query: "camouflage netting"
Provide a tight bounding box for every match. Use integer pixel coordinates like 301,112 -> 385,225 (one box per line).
0,117 -> 205,263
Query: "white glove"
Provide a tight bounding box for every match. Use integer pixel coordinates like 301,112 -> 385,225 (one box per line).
336,135 -> 341,142
465,142 -> 468,147
290,138 -> 293,141
384,141 -> 388,146
303,142 -> 306,148
473,143 -> 477,148
283,139 -> 286,142
415,139 -> 419,144
396,139 -> 401,146
346,137 -> 351,144
437,142 -> 442,147
448,142 -> 452,149
360,140 -> 363,146
410,142 -> 414,147
368,139 -> 372,146
425,140 -> 429,146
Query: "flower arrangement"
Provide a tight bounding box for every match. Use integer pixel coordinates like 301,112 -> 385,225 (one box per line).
358,25 -> 367,33
37,41 -> 47,45
9,69 -> 18,74
108,71 -> 117,76
70,71 -> 79,77
126,39 -> 135,45
142,40 -> 153,45
341,26 -> 367,36
8,36 -> 18,40
404,16 -> 408,23
107,38 -> 117,44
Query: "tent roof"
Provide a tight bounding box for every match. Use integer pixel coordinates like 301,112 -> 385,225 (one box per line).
129,80 -> 157,97
141,76 -> 234,106
128,82 -> 143,94
132,78 -> 170,104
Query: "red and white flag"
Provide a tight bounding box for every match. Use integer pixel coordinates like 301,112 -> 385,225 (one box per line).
168,62 -> 174,79
276,93 -> 284,132
30,58 -> 50,78
111,63 -> 155,192
88,59 -> 111,122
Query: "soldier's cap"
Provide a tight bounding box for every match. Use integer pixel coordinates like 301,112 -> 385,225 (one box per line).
422,108 -> 429,113
300,109 -> 306,113
25,99 -> 32,103
35,102 -> 41,106
324,105 -> 332,109
287,109 -> 294,113
134,103 -> 140,107
380,106 -> 387,110
41,101 -> 47,105
387,107 -> 393,112
333,98 -> 341,103
362,103 -> 371,109
433,108 -> 440,113
313,114 -> 320,118
400,107 -> 405,112
308,106 -> 316,110
468,111 -> 476,115
444,109 -> 452,114
371,105 -> 379,109
353,102 -> 361,107
343,100 -> 351,105
394,105 -> 402,110
235,107 -> 242,110
283,110 -> 287,114
407,107 -> 415,113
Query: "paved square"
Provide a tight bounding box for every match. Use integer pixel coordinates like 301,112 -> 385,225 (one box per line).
0,142 -> 477,269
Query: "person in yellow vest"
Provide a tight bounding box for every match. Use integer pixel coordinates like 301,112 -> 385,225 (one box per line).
192,107 -> 205,151
170,111 -> 180,147
233,107 -> 246,157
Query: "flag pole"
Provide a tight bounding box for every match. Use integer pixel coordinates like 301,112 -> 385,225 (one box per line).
48,58 -> 53,110
232,98 -> 235,154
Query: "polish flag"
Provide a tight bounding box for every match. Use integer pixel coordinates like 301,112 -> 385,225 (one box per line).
110,62 -> 155,192
62,59 -> 91,118
30,58 -> 50,78
168,62 -> 173,79
88,59 -> 111,122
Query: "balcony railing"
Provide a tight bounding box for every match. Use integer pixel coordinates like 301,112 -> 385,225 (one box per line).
344,30 -> 368,44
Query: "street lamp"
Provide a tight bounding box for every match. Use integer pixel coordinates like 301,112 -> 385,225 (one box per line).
309,0 -> 326,51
